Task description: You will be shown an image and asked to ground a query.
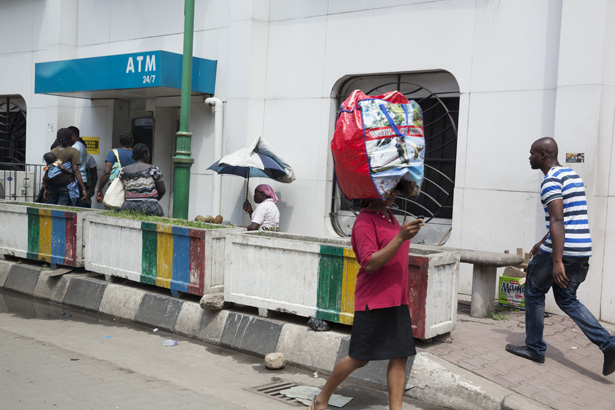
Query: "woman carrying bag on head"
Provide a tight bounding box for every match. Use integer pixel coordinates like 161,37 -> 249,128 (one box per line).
310,181 -> 423,410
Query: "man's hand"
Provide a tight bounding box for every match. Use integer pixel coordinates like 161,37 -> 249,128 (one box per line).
529,242 -> 542,258
552,260 -> 569,288
96,191 -> 104,203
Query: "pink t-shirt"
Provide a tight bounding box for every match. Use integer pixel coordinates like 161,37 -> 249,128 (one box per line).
351,208 -> 410,311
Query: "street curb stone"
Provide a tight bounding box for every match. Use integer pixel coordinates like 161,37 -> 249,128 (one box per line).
277,325 -> 344,371
4,264 -> 40,295
0,260 -> 10,286
64,276 -> 106,311
99,283 -> 144,321
134,293 -> 183,331
33,272 -> 73,303
220,312 -> 283,357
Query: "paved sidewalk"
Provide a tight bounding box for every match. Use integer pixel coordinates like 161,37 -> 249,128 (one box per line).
422,302 -> 615,410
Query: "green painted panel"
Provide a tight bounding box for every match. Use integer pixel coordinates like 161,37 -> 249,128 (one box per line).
141,222 -> 157,285
27,209 -> 39,259
316,245 -> 344,322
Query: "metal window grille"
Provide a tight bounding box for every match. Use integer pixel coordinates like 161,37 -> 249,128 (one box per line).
329,72 -> 459,244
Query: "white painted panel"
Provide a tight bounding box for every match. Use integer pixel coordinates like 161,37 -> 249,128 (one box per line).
322,1 -> 475,97
471,0 -> 561,92
77,0 -> 111,46
464,90 -> 556,192
266,17 -> 327,99
601,197 -> 615,323
269,0 -> 328,20
557,0 -> 609,86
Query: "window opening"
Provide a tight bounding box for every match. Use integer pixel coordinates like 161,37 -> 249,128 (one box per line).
330,72 -> 459,244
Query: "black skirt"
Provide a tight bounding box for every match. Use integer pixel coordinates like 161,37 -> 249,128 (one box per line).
349,305 -> 416,361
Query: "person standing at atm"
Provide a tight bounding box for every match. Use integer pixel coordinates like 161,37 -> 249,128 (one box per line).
96,131 -> 135,203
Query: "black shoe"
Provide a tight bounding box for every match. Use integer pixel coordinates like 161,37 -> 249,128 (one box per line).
604,346 -> 615,376
505,344 -> 545,363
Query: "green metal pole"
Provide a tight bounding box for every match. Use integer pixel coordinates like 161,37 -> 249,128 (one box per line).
172,0 -> 195,219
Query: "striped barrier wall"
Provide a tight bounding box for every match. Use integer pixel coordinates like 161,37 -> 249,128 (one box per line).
315,245 -> 358,325
141,222 -> 205,296
26,207 -> 78,266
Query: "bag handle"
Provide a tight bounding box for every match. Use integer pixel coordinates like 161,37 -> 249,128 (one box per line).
378,103 -> 409,137
112,148 -> 122,167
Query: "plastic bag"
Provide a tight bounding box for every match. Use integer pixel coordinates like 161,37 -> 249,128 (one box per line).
331,90 -> 425,200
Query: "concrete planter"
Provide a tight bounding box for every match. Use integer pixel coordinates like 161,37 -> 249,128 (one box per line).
224,231 -> 460,339
408,247 -> 460,339
0,201 -> 94,267
84,213 -> 244,296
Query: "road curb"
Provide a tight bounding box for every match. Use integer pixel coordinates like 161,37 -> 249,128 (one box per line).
0,259 -> 549,410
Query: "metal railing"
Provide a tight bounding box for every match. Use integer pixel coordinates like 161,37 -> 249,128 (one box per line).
0,162 -> 44,202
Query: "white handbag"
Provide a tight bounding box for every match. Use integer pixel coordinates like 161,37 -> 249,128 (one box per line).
103,175 -> 125,209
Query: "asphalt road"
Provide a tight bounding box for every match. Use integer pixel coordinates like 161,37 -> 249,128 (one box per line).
0,290 -> 444,409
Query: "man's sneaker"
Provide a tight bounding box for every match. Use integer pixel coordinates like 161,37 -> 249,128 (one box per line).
603,345 -> 615,376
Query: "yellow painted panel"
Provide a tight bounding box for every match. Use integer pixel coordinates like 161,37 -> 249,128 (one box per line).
156,225 -> 173,288
340,248 -> 358,325
38,209 -> 52,262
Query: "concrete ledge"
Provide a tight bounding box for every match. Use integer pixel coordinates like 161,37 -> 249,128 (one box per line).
134,293 -> 183,331
0,259 -> 11,287
64,276 -> 107,311
99,283 -> 145,321
33,272 -> 74,303
4,264 -> 41,295
277,325 -> 345,371
407,352 -> 524,410
220,312 -> 283,357
196,309 -> 229,345
174,302 -> 205,337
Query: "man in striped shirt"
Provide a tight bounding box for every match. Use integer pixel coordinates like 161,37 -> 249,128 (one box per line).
506,137 -> 615,377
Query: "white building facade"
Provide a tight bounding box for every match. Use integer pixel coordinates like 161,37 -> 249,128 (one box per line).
1,0 -> 615,323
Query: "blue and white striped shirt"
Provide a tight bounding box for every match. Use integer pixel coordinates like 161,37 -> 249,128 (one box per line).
539,167 -> 592,257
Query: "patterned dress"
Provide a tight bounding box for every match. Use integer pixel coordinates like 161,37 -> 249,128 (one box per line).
119,165 -> 164,216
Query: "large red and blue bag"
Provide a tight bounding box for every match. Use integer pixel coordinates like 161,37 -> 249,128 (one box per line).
331,90 -> 425,200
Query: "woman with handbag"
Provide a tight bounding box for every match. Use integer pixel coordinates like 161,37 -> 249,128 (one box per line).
117,143 -> 166,216
310,181 -> 423,410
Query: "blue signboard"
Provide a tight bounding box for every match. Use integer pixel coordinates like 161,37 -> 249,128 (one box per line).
35,50 -> 216,96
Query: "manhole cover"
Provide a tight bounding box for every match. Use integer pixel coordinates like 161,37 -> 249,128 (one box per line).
245,381 -> 305,407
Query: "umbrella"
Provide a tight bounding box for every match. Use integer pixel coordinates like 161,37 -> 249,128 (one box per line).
207,136 -> 295,201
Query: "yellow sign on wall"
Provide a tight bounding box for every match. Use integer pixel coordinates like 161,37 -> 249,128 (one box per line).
82,137 -> 100,155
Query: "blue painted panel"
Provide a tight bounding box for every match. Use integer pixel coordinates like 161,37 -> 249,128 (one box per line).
50,211 -> 66,266
171,226 -> 190,293
35,50 -> 216,95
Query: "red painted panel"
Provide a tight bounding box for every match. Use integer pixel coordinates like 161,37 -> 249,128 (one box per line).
64,212 -> 78,266
407,255 -> 429,339
188,229 -> 206,295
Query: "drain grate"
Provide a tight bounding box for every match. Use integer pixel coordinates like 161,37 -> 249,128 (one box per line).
245,381 -> 306,407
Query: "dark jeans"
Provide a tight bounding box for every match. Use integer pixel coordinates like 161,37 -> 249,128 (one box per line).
48,185 -> 71,206
525,250 -> 615,357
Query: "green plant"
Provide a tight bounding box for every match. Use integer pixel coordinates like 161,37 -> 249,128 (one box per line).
10,202 -> 84,212
485,305 -> 518,321
99,210 -> 233,230
41,263 -> 53,271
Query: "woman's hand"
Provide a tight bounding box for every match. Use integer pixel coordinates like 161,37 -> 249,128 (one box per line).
243,200 -> 253,214
96,191 -> 104,203
397,218 -> 424,241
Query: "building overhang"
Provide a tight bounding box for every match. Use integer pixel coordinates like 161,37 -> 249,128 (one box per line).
35,50 -> 216,100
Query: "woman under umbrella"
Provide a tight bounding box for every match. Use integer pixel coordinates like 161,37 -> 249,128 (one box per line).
242,184 -> 280,231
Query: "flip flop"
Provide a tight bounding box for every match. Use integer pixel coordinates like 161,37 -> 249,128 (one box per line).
307,396 -> 327,410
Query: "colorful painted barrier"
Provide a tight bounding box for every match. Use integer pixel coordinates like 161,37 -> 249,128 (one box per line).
83,213 -> 244,296
224,232 -> 460,339
0,201 -> 92,267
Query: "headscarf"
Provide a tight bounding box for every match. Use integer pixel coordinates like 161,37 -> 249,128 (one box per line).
256,184 -> 278,203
